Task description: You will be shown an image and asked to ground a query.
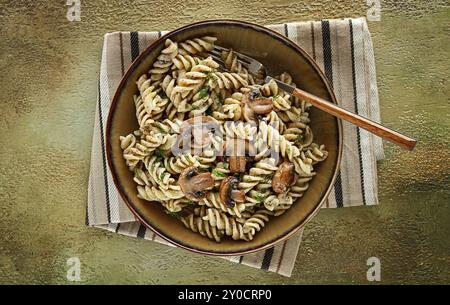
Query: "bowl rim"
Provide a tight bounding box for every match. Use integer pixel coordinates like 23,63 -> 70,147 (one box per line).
105,19 -> 343,256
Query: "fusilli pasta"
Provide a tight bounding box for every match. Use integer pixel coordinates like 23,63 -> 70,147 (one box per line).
119,36 -> 328,243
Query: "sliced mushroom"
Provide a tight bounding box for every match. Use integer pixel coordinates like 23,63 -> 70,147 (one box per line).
242,103 -> 255,122
252,97 -> 273,115
219,176 -> 246,207
180,116 -> 218,148
222,140 -> 247,172
229,156 -> 246,173
242,91 -> 274,122
180,115 -> 216,132
272,161 -> 297,194
178,167 -> 215,201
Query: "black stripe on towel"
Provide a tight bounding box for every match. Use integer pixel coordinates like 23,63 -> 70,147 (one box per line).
261,247 -> 274,270
97,80 -> 112,222
130,32 -> 140,61
238,256 -> 244,264
321,20 -> 344,208
349,20 -> 367,205
85,204 -> 89,225
115,223 -> 121,233
137,224 -> 146,239
284,23 -> 288,37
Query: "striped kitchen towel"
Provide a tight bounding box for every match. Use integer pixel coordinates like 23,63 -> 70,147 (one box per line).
87,17 -> 383,277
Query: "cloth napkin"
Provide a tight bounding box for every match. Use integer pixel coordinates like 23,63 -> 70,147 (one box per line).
86,17 -> 383,277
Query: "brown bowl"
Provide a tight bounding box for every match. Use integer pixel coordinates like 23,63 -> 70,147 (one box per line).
106,20 -> 342,256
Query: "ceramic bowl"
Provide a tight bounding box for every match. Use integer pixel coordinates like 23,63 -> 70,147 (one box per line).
106,20 -> 342,255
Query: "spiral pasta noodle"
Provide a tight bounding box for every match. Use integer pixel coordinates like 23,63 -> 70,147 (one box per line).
221,48 -> 255,84
178,36 -> 217,55
181,213 -> 223,242
149,39 -> 178,84
173,57 -> 219,105
238,158 -> 278,192
208,72 -> 249,91
120,36 -> 328,243
202,208 -> 252,241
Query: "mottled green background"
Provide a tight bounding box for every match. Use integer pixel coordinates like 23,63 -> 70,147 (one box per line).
0,0 -> 449,284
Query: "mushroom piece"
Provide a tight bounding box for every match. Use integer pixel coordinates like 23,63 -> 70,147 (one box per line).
229,156 -> 246,173
219,176 -> 246,207
221,140 -> 248,172
178,167 -> 215,201
180,115 -> 216,132
242,91 -> 274,122
272,161 -> 297,194
180,116 -> 218,148
252,97 -> 274,115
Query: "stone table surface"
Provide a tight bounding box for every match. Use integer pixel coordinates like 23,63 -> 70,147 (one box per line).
0,0 -> 449,284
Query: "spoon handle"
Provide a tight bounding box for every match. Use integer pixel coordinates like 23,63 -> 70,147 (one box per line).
292,87 -> 417,151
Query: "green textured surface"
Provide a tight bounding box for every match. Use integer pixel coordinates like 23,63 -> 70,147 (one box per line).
0,0 -> 449,284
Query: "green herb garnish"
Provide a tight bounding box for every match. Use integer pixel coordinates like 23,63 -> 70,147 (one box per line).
254,192 -> 265,203
154,148 -> 165,160
263,174 -> 273,183
296,134 -> 305,142
212,169 -> 226,177
154,122 -> 167,133
198,87 -> 209,99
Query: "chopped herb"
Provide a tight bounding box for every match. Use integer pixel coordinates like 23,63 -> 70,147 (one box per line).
212,169 -> 226,177
263,175 -> 273,183
205,106 -> 213,116
154,122 -> 167,133
198,87 -> 209,99
254,192 -> 265,203
154,148 -> 165,160
159,172 -> 165,180
273,95 -> 279,99
187,200 -> 196,205
222,162 -> 229,169
296,134 -> 305,142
